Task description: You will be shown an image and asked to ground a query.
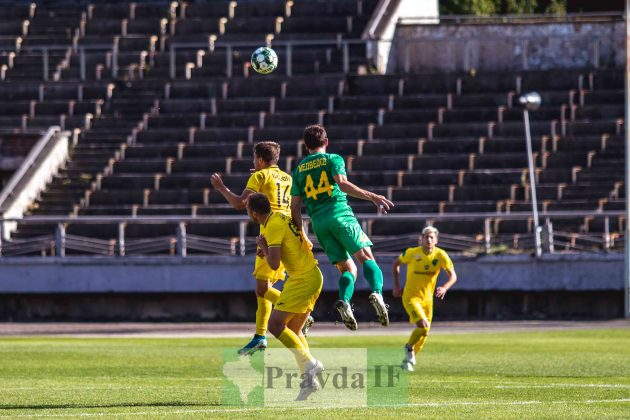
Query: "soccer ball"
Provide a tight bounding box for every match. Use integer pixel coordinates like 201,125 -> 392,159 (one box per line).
251,47 -> 278,74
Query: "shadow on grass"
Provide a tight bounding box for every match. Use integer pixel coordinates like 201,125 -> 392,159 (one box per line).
0,401 -> 221,410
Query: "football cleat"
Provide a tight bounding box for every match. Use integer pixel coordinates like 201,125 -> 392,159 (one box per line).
335,300 -> 358,331
237,335 -> 267,356
302,315 -> 314,337
368,292 -> 390,326
401,360 -> 415,372
401,344 -> 415,371
296,360 -> 324,401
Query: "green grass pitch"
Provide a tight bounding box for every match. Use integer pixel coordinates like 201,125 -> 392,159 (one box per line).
1,329 -> 629,419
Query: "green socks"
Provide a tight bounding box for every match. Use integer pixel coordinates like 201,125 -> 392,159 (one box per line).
339,271 -> 355,302
363,260 -> 384,294
339,260 -> 383,301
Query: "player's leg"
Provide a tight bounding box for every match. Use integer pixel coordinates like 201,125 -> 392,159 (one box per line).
353,247 -> 383,294
286,265 -> 323,350
411,301 -> 433,355
255,278 -> 277,332
269,268 -> 324,400
401,298 -> 430,371
239,257 -> 283,355
268,310 -> 315,369
330,210 -> 388,325
276,310 -> 323,401
311,217 -> 358,331
336,259 -> 358,303
287,311 -> 312,359
333,258 -> 359,331
353,246 -> 389,326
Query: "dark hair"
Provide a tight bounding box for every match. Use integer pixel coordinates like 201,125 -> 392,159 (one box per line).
247,193 -> 271,215
254,141 -> 280,165
303,124 -> 327,150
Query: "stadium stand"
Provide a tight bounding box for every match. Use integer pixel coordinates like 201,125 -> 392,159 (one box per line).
0,1 -> 624,257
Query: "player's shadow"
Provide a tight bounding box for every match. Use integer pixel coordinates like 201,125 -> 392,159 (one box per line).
0,401 -> 221,410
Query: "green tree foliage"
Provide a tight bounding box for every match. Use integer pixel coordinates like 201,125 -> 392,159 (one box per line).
440,0 -> 567,15
504,0 -> 537,13
545,0 -> 567,14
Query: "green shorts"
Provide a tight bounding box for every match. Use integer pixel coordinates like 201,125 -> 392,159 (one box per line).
311,208 -> 373,264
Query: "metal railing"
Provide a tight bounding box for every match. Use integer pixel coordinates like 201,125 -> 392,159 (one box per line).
0,127 -> 70,240
168,38 -> 371,79
0,211 -> 624,257
0,43 -> 117,81
399,12 -> 624,25
0,37 -> 372,82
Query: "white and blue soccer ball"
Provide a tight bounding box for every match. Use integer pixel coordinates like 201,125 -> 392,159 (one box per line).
251,47 -> 278,74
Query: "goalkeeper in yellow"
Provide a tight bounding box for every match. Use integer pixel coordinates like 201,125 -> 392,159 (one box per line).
248,193 -> 324,401
211,141 -> 312,355
392,226 -> 457,372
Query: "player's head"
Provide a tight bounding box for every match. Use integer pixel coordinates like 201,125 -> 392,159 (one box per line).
420,226 -> 439,251
303,124 -> 328,152
247,193 -> 272,223
253,141 -> 280,170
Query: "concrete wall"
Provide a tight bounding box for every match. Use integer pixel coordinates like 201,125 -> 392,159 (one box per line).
0,253 -> 622,293
392,19 -> 625,73
0,253 -> 622,320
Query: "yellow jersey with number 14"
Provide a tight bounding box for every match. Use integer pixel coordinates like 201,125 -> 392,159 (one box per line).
262,212 -> 318,278
246,165 -> 292,216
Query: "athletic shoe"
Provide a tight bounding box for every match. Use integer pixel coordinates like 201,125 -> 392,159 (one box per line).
302,315 -> 314,337
237,335 -> 267,356
401,360 -> 414,372
335,300 -> 358,331
368,292 -> 390,326
296,359 -> 324,401
401,344 -> 415,372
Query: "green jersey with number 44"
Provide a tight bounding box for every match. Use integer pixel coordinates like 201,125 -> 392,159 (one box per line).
291,152 -> 350,218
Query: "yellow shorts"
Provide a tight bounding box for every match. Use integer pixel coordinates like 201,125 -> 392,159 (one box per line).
252,255 -> 286,282
402,296 -> 433,325
275,266 -> 323,314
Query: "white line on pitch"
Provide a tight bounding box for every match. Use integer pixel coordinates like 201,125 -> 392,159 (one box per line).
1,398 -> 630,418
496,383 -> 630,389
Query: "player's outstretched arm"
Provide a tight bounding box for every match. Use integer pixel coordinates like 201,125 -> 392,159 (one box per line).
333,174 -> 394,213
290,195 -> 304,229
290,195 -> 313,249
392,258 -> 403,298
210,173 -> 252,210
435,268 -> 457,300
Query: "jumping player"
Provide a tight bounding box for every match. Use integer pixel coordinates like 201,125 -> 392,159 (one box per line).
211,141 -> 313,355
290,124 -> 394,330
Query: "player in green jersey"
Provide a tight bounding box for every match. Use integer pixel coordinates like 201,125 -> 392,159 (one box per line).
290,124 -> 394,330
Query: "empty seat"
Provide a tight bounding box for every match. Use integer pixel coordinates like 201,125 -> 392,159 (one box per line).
351,156 -> 408,171
391,186 -> 450,201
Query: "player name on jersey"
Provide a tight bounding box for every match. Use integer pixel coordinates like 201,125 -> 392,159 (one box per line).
298,157 -> 327,173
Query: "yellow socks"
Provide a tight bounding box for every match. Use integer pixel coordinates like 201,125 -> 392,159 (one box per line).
298,333 -> 309,349
255,297 -> 273,336
278,328 -> 314,371
407,326 -> 430,354
413,335 -> 428,354
254,286 -> 281,336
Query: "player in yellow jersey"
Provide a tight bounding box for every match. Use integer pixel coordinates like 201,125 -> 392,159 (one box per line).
211,141 -> 313,355
247,193 -> 324,401
392,226 -> 457,372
